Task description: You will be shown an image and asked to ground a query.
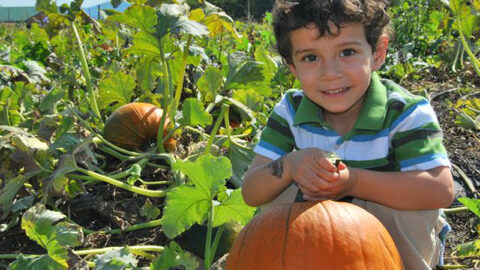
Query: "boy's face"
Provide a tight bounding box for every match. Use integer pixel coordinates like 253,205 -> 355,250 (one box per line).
288,22 -> 388,117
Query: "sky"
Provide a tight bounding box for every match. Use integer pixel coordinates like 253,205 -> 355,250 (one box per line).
0,0 -> 108,7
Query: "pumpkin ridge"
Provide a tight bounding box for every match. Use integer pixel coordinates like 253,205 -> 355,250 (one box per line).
280,203 -> 295,269
321,200 -> 338,268
346,203 -> 369,269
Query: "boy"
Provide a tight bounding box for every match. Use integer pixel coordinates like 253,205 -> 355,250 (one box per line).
241,0 -> 454,269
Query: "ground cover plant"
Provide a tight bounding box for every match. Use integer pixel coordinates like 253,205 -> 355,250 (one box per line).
0,0 -> 479,269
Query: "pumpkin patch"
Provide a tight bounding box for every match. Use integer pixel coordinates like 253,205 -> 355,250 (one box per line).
226,200 -> 403,270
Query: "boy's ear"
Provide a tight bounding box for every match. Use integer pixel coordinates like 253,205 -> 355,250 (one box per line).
372,34 -> 389,70
288,62 -> 298,78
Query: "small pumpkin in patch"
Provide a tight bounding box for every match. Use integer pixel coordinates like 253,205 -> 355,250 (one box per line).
103,102 -> 176,151
226,200 -> 403,270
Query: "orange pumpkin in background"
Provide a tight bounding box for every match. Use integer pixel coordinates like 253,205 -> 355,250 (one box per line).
226,200 -> 403,270
103,102 -> 175,152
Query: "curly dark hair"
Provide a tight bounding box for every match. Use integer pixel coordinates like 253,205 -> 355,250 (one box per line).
272,0 -> 391,64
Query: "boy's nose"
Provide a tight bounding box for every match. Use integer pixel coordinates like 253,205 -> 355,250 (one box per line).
320,58 -> 342,79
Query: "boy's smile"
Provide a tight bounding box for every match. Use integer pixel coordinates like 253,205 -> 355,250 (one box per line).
288,23 -> 387,134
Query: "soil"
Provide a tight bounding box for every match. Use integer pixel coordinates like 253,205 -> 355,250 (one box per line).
1,76 -> 480,269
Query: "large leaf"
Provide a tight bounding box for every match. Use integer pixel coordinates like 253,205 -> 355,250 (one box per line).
98,72 -> 136,109
21,204 -> 83,268
196,66 -> 224,102
150,241 -> 199,270
213,189 -> 255,227
179,98 -> 212,127
162,185 -> 210,238
137,55 -> 162,92
162,155 -> 232,238
155,4 -> 209,39
127,32 -> 162,57
224,53 -> 267,93
108,5 -> 157,34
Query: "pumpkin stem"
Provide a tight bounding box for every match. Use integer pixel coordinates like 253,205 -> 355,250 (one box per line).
72,23 -> 102,127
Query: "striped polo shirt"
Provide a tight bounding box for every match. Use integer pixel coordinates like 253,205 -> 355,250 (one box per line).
254,72 -> 451,172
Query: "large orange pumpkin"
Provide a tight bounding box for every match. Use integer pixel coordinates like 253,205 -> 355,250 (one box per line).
226,200 -> 403,270
103,102 -> 175,151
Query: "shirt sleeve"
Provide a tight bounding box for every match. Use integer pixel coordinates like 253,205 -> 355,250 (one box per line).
391,98 -> 451,171
254,93 -> 296,160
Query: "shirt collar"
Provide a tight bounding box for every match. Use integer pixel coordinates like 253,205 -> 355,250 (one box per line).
293,72 -> 388,130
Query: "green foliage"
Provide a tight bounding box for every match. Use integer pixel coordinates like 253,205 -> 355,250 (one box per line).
93,248 -> 140,270
150,242 -> 199,270
179,98 -> 213,127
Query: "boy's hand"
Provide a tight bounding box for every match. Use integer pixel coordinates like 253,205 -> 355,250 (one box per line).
285,148 -> 340,193
299,162 -> 358,201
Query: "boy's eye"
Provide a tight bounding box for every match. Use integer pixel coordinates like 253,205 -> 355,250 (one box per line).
302,55 -> 317,62
340,49 -> 356,57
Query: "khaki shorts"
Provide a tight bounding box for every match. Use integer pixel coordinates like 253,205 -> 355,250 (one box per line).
260,184 -> 445,270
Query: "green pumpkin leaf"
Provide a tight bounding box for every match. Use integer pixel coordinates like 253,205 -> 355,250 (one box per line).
162,155 -> 232,238
213,189 -> 256,227
162,185 -> 210,238
227,142 -> 256,188
137,55 -> 162,92
232,89 -> 262,111
93,247 -> 139,269
224,53 -> 267,93
108,5 -> 157,34
0,175 -> 33,218
458,197 -> 480,218
98,72 -> 136,110
9,254 -> 66,270
456,239 -> 480,256
156,4 -> 208,39
197,66 -> 224,102
179,98 -> 212,127
21,204 -> 82,268
38,88 -> 65,114
141,201 -> 161,220
128,31 -> 162,57
150,241 -> 199,270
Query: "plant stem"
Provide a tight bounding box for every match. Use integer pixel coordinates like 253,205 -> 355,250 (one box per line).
72,23 -> 102,125
75,245 -> 164,256
172,35 -> 192,119
157,41 -> 169,153
75,168 -> 167,197
455,13 -> 480,76
205,104 -> 229,155
223,105 -> 251,150
210,225 -> 225,262
204,203 -> 215,270
105,219 -> 162,234
444,206 -> 469,214
0,245 -> 164,260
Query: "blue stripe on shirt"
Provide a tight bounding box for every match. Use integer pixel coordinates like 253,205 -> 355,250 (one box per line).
257,140 -> 287,157
399,153 -> 449,168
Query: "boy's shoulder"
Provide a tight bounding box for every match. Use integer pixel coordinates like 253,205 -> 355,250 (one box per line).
381,78 -> 427,109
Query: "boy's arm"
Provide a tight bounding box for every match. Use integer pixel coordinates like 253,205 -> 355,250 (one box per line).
241,154 -> 292,207
242,149 -> 338,206
301,165 -> 454,210
350,166 -> 454,210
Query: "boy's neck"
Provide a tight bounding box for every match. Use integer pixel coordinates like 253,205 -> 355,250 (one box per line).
323,94 -> 366,137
